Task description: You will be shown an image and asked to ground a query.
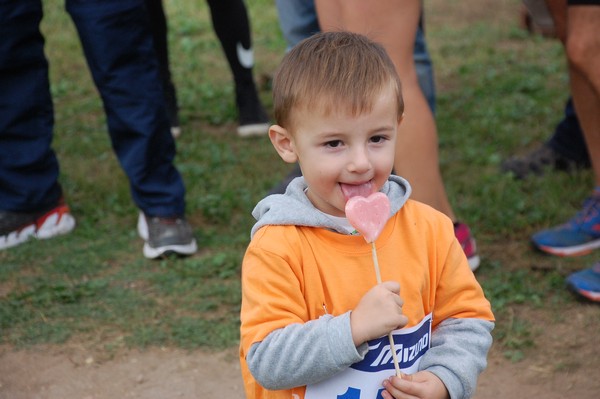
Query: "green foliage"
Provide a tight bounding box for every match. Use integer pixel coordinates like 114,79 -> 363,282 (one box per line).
1,0 -> 598,357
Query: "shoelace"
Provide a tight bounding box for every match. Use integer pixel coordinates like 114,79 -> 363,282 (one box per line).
569,195 -> 600,228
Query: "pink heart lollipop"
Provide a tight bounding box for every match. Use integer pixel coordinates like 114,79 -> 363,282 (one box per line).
345,191 -> 402,376
345,192 -> 391,243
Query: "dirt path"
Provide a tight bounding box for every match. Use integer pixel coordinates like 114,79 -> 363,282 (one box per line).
0,345 -> 598,399
2,303 -> 599,399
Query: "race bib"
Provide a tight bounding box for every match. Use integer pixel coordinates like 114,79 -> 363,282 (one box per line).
305,314 -> 432,399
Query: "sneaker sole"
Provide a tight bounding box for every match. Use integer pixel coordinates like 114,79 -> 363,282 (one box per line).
137,213 -> 198,259
0,224 -> 37,250
0,204 -> 75,250
237,122 -> 269,137
567,283 -> 600,303
534,238 -> 600,257
143,241 -> 198,259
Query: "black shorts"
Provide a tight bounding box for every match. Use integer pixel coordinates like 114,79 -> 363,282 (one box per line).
568,0 -> 600,5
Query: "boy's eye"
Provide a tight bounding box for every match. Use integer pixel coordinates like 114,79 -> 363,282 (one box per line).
325,140 -> 343,148
370,135 -> 385,143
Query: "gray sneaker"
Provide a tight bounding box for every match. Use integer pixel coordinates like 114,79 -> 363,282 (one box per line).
137,213 -> 197,259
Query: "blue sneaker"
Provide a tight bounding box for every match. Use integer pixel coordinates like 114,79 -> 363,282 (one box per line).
566,262 -> 600,303
531,194 -> 600,256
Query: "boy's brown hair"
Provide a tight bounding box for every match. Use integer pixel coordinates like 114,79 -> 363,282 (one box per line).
272,31 -> 404,130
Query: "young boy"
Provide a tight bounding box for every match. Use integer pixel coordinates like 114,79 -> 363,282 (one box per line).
240,31 -> 494,399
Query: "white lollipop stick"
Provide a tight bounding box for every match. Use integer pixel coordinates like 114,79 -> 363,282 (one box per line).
370,241 -> 402,377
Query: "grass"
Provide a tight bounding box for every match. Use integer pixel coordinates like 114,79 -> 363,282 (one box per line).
1,0 -> 599,358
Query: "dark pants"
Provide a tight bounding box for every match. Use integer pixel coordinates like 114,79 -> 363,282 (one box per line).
0,0 -> 186,217
547,97 -> 590,165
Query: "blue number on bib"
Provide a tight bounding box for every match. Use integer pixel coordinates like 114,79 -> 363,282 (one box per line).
337,387 -> 361,399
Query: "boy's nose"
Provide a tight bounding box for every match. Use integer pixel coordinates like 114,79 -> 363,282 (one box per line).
348,148 -> 371,173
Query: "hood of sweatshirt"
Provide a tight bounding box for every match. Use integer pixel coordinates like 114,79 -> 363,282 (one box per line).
250,174 -> 412,238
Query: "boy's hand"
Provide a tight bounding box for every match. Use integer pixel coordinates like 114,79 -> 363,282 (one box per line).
381,371 -> 450,399
350,281 -> 408,346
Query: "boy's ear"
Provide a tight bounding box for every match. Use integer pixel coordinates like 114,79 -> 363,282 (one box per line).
269,125 -> 298,164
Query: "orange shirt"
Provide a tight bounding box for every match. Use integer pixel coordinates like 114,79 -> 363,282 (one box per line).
240,199 -> 494,399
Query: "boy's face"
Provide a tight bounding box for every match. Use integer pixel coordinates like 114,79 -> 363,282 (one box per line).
269,87 -> 400,217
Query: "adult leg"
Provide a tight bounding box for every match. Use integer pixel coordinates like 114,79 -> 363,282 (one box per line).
547,97 -> 590,164
531,1 -> 600,257
558,4 -> 600,293
315,0 -> 455,220
66,0 -> 186,218
545,0 -> 568,42
206,0 -> 269,136
0,0 -> 77,249
566,4 -> 600,186
0,0 -> 61,212
275,0 -> 320,51
67,0 -> 196,258
145,0 -> 181,137
502,1 -> 590,179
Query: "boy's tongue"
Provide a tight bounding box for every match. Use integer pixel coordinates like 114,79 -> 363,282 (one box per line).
340,182 -> 374,201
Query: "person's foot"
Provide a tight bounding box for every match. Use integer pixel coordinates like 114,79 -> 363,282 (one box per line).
454,222 -> 481,271
566,262 -> 600,303
0,198 -> 76,250
236,82 -> 270,137
501,143 -> 589,179
137,213 -> 197,259
531,193 -> 600,256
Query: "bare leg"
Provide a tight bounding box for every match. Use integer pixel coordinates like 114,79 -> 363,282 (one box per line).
315,0 -> 456,220
544,0 -> 567,42
566,6 -> 600,186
